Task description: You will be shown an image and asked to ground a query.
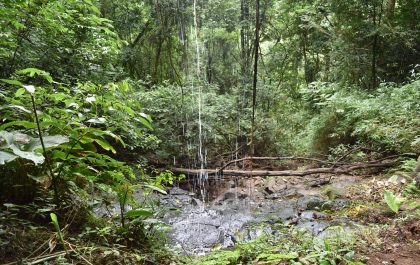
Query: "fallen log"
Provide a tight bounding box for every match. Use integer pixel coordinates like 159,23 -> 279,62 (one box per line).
217,156 -> 341,172
217,154 -> 414,173
172,161 -> 398,178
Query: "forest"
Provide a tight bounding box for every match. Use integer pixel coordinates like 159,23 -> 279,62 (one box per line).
0,0 -> 419,264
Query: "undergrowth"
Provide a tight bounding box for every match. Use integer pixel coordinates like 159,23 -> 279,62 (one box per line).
195,224 -> 365,265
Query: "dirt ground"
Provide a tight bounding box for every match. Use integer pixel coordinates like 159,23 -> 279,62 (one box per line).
365,219 -> 420,265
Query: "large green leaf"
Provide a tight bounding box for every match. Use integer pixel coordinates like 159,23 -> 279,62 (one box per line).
125,209 -> 153,218
384,189 -> 401,213
16,68 -> 53,83
0,105 -> 32,113
39,135 -> 70,149
94,139 -> 116,154
0,121 -> 37,130
0,151 -> 18,165
0,131 -> 69,165
7,142 -> 45,164
0,79 -> 23,86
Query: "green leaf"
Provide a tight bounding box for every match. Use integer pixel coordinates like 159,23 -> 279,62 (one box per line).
41,135 -> 70,149
50,212 -> 58,224
257,253 -> 299,264
406,201 -> 420,210
0,131 -> 69,165
9,144 -> 45,165
144,184 -> 167,194
0,151 -> 18,165
94,139 -> 116,154
125,209 -> 153,218
0,79 -> 23,86
0,105 -> 32,113
15,87 -> 26,97
16,68 -> 53,83
319,260 -> 331,265
137,116 -> 153,130
0,121 -> 37,130
384,189 -> 401,213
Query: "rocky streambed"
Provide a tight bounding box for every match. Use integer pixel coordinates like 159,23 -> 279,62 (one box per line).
159,175 -> 357,254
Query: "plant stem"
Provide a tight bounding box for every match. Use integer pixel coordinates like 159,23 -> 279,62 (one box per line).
31,95 -> 59,205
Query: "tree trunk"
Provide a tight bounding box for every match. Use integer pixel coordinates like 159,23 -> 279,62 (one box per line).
371,0 -> 378,89
386,0 -> 396,18
251,0 -> 260,156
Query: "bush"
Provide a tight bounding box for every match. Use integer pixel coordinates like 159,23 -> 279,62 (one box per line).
297,79 -> 420,155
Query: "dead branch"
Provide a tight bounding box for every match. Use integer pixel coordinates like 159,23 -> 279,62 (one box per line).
218,156 -> 345,172
173,161 -> 398,178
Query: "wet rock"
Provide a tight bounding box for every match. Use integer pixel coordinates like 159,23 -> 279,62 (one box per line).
296,220 -> 329,235
170,222 -> 223,249
169,187 -> 190,196
245,223 -> 273,240
266,188 -> 300,200
320,199 -> 351,210
298,195 -> 325,210
277,207 -> 297,220
300,211 -> 326,220
161,194 -> 196,208
222,232 -> 237,248
214,191 -> 249,205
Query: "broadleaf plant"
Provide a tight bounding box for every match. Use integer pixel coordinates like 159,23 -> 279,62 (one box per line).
384,189 -> 402,214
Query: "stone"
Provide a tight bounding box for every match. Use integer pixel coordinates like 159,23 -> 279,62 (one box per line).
298,195 -> 325,210
296,221 -> 329,235
300,211 -> 326,220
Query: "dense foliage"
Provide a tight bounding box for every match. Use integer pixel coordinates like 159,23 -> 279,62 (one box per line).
0,0 -> 419,263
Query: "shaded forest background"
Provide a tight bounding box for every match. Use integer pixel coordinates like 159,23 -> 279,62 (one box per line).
1,0 -> 419,168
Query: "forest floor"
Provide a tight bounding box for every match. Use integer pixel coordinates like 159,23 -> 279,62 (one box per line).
364,218 -> 420,265
189,169 -> 420,264
0,168 -> 419,265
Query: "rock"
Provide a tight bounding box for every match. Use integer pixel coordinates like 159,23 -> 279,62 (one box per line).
170,222 -> 223,249
277,207 -> 297,220
245,224 -> 272,240
298,195 -> 325,210
300,211 -> 326,220
296,220 -> 329,235
324,186 -> 346,200
266,188 -> 300,200
264,186 -> 275,194
169,187 -> 190,196
161,194 -> 195,207
331,199 -> 351,210
317,226 -> 353,239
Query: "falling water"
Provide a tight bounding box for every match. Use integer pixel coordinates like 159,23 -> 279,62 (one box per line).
192,0 -> 208,203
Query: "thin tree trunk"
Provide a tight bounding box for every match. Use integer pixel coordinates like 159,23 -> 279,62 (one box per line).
386,0 -> 396,18
251,0 -> 260,156
371,0 -> 379,89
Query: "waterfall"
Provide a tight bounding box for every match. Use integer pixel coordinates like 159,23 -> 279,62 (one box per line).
193,0 -> 207,202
